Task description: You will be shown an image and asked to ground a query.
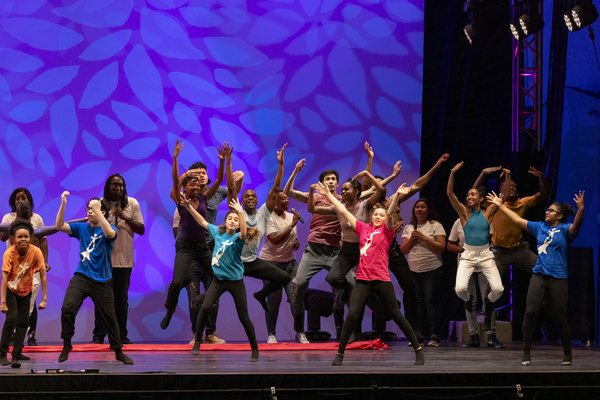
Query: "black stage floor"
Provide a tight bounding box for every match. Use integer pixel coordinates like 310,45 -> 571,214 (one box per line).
0,340 -> 598,400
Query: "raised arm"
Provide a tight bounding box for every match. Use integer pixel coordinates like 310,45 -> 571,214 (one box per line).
386,184 -> 410,231
268,211 -> 300,245
230,197 -> 246,240
402,153 -> 449,203
315,182 -> 355,229
307,184 -> 336,215
283,158 -> 308,203
569,191 -> 585,236
487,191 -> 528,230
484,168 -> 511,221
180,194 -> 208,230
55,191 -> 72,234
170,140 -> 184,203
529,166 -> 549,205
89,200 -> 115,239
204,143 -> 226,201
473,166 -> 502,188
359,160 -> 402,200
355,170 -> 385,209
447,162 -> 468,226
361,141 -> 374,192
266,143 -> 287,212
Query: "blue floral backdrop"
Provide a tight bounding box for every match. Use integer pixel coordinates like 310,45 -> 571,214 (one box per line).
0,0 -> 424,342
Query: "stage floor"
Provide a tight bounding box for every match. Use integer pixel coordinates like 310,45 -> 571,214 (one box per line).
0,340 -> 599,399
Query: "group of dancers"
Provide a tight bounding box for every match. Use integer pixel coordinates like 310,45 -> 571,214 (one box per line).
0,140 -> 585,368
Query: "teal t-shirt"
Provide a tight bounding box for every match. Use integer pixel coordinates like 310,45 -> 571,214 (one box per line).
463,210 -> 489,246
207,224 -> 246,281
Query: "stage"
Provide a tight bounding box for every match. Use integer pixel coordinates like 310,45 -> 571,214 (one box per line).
0,340 -> 598,399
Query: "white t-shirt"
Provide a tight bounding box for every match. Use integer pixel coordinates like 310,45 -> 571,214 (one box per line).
241,203 -> 270,263
103,197 -> 144,268
259,211 -> 297,263
402,220 -> 446,273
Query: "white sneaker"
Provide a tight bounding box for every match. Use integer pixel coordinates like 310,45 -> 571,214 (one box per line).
267,334 -> 277,344
189,336 -> 196,345
295,332 -> 310,344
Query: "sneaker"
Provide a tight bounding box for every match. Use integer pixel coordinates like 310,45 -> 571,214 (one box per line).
27,334 -> 38,346
188,336 -> 196,345
205,333 -> 226,344
91,337 -> 104,344
521,350 -> 531,366
486,333 -> 504,349
427,334 -> 440,347
562,353 -> 572,366
267,334 -> 277,344
462,333 -> 480,348
295,332 -> 310,344
121,337 -> 133,345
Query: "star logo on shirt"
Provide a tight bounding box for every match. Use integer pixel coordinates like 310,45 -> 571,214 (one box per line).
81,233 -> 101,261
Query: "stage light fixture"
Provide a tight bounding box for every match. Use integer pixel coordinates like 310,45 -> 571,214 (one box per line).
572,3 -> 598,29
510,18 -> 526,40
519,11 -> 544,37
464,23 -> 477,44
564,11 -> 583,32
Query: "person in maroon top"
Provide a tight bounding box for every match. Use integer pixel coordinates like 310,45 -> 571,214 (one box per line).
284,161 -> 342,343
160,139 -> 226,330
315,181 -> 424,366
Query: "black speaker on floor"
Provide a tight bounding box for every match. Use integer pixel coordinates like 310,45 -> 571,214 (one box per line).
303,289 -> 333,341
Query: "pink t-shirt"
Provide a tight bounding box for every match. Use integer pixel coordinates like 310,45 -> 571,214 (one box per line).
355,220 -> 395,282
307,192 -> 342,247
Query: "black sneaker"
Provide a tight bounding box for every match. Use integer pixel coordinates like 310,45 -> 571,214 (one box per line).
486,333 -> 504,348
91,337 -> 104,344
27,334 -> 38,346
462,333 -> 480,348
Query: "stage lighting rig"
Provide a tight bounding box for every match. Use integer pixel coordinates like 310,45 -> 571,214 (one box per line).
565,1 -> 598,31
511,1 -> 544,40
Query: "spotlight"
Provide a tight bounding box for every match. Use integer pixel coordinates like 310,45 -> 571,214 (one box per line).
519,11 -> 545,37
571,3 -> 598,29
464,23 -> 477,44
510,18 -> 526,40
564,10 -> 583,32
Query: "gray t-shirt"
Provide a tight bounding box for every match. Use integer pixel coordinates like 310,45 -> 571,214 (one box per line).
241,203 -> 270,263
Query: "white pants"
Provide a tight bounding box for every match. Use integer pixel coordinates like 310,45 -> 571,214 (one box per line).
29,272 -> 40,316
455,244 -> 503,303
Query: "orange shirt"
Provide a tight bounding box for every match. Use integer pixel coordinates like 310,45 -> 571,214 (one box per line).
2,244 -> 44,296
491,195 -> 536,248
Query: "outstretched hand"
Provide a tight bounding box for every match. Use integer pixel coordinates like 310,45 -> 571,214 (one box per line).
60,191 -> 70,205
314,181 -> 328,196
451,161 -> 464,173
174,139 -> 184,158
483,166 -> 501,175
229,197 -> 243,213
364,141 -> 374,159
179,192 -> 190,208
528,166 -> 544,178
486,191 -> 502,207
500,168 -> 510,178
393,160 -> 402,176
574,190 -> 585,209
436,153 -> 450,167
396,183 -> 411,196
294,158 -> 306,174
277,143 -> 287,164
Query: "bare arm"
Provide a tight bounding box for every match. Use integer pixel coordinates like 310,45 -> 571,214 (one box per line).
386,184 -> 410,231
473,166 -> 502,188
203,143 -> 226,201
401,153 -> 450,203
355,170 -> 385,209
268,211 -> 300,245
569,191 -> 585,236
487,192 -> 528,230
0,271 -> 7,313
180,195 -> 208,230
359,160 -> 402,200
315,182 -> 356,229
447,162 -> 468,226
230,198 -> 246,240
446,240 -> 464,254
170,140 -> 184,203
484,168 -> 511,221
283,158 -> 308,203
529,166 -> 549,205
266,144 -> 287,212
361,141 -> 374,191
38,267 -> 47,310
90,200 -> 116,239
55,191 -> 72,234
307,184 -> 336,215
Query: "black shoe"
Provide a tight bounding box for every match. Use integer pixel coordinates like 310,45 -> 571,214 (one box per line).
13,354 -> 30,361
91,337 -> 104,344
486,333 -> 504,349
462,333 -> 480,348
121,337 -> 133,345
27,334 -> 38,346
160,309 -> 175,330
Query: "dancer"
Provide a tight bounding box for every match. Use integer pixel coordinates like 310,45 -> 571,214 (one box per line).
284,162 -> 342,343
54,192 -> 133,364
1,188 -> 48,346
92,173 -> 145,345
161,140 -> 225,330
447,218 -> 490,347
183,194 -> 260,362
313,182 -> 424,366
257,191 -> 301,343
400,199 -> 446,347
447,162 -> 507,315
488,191 -> 584,366
474,166 -> 548,347
0,219 -> 47,368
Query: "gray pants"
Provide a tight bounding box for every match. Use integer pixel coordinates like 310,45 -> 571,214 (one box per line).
291,242 -> 340,333
466,272 -> 489,335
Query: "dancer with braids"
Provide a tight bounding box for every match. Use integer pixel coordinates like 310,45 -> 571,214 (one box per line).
488,191 -> 584,366
161,140 -> 225,330
54,192 -> 133,364
0,219 -> 47,368
183,193 -> 260,362
447,162 -> 508,316
314,182 -> 424,366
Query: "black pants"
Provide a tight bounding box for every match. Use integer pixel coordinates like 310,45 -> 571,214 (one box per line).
61,273 -> 122,349
243,257 -> 291,298
165,239 -> 212,311
337,280 -> 419,355
187,260 -> 218,335
195,279 -> 258,350
0,291 -> 31,357
522,273 -> 571,354
326,242 -> 360,290
388,241 -> 422,341
93,267 -> 132,340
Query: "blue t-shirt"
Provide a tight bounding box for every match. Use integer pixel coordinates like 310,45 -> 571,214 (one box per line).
207,224 -> 246,281
68,222 -> 117,283
527,221 -> 575,279
464,210 -> 489,246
